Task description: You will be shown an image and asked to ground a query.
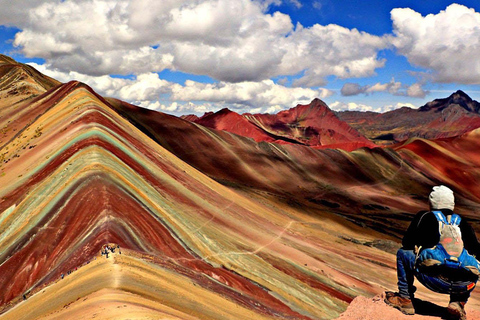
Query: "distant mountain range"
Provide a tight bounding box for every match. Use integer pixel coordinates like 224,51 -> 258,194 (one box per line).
337,90 -> 480,142
185,90 -> 480,148
184,99 -> 375,151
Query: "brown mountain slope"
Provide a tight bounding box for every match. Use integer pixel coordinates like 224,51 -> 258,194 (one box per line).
190,99 -> 375,151
107,97 -> 480,226
337,90 -> 480,143
0,62 -> 409,319
3,81 -> 356,319
194,107 -> 287,144
0,54 -> 60,107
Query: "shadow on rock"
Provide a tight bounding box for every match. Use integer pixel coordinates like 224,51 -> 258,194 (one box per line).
413,298 -> 449,319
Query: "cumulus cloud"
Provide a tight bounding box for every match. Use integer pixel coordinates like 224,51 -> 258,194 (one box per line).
138,101 -> 213,114
406,83 -> 427,98
30,63 -> 174,102
330,101 -> 417,113
0,0 -> 46,25
171,79 -> 333,107
330,101 -> 375,112
340,79 -> 428,98
341,83 -> 367,96
288,24 -> 387,86
366,80 -> 402,95
391,4 -> 480,84
30,62 -> 332,114
6,0 -> 388,85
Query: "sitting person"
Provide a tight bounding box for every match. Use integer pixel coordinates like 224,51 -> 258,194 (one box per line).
385,185 -> 480,320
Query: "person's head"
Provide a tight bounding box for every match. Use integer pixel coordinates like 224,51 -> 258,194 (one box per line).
429,185 -> 455,210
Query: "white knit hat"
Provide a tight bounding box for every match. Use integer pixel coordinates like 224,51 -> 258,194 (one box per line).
429,185 -> 455,210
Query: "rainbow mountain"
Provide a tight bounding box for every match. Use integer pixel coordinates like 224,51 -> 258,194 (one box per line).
1,55 -> 480,319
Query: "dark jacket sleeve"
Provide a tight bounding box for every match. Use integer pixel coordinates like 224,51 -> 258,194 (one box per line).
460,218 -> 480,259
402,211 -> 439,250
402,211 -> 423,249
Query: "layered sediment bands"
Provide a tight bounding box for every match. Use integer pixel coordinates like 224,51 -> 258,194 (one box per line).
395,130 -> 480,204
3,252 -> 367,320
111,96 -> 480,228
0,81 -> 394,319
109,98 -> 435,215
2,254 -> 286,320
2,60 -> 480,319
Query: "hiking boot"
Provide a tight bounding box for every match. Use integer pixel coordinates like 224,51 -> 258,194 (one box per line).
447,301 -> 466,320
384,292 -> 415,315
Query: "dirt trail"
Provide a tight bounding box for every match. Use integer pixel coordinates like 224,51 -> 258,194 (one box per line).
0,249 -> 276,320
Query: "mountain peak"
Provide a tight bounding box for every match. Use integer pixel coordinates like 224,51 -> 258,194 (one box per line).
194,107 -> 249,133
186,97 -> 373,150
452,89 -> 470,98
216,107 -> 234,115
300,98 -> 329,109
448,89 -> 474,105
419,90 -> 480,113
311,97 -> 326,104
280,99 -> 330,119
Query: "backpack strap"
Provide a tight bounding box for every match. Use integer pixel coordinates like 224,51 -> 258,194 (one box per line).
432,210 -> 448,224
431,210 -> 461,225
450,214 -> 461,226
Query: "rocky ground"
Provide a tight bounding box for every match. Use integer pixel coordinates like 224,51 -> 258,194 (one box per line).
336,292 -> 480,320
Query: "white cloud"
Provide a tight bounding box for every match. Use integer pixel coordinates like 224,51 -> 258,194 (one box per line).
288,0 -> 302,9
138,101 -> 218,115
405,83 -> 427,98
382,102 -> 418,112
171,79 -> 333,107
29,62 -> 332,114
330,101 -> 374,112
366,80 -> 402,94
391,4 -> 480,84
287,24 -> 388,86
263,105 -> 284,114
7,0 -> 388,85
330,101 -> 417,113
340,79 -> 428,98
0,0 -> 48,25
30,63 -> 174,102
341,83 -> 367,96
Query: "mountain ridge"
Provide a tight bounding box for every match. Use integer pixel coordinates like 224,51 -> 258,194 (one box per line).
0,54 -> 60,107
2,55 -> 480,319
336,90 -> 480,142
189,98 -> 375,151
186,91 -> 480,149
419,90 -> 480,113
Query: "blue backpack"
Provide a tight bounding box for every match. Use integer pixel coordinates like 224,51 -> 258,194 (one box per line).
416,211 -> 480,276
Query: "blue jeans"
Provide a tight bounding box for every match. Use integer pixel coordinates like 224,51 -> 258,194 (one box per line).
396,248 -> 472,302
397,248 -> 417,298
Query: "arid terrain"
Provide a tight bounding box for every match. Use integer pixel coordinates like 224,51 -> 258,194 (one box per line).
1,55 -> 480,319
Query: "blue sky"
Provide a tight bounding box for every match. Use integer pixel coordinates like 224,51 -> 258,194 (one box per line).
1,0 -> 480,115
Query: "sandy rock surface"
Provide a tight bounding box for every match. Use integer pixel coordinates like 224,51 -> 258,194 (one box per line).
335,293 -> 480,320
